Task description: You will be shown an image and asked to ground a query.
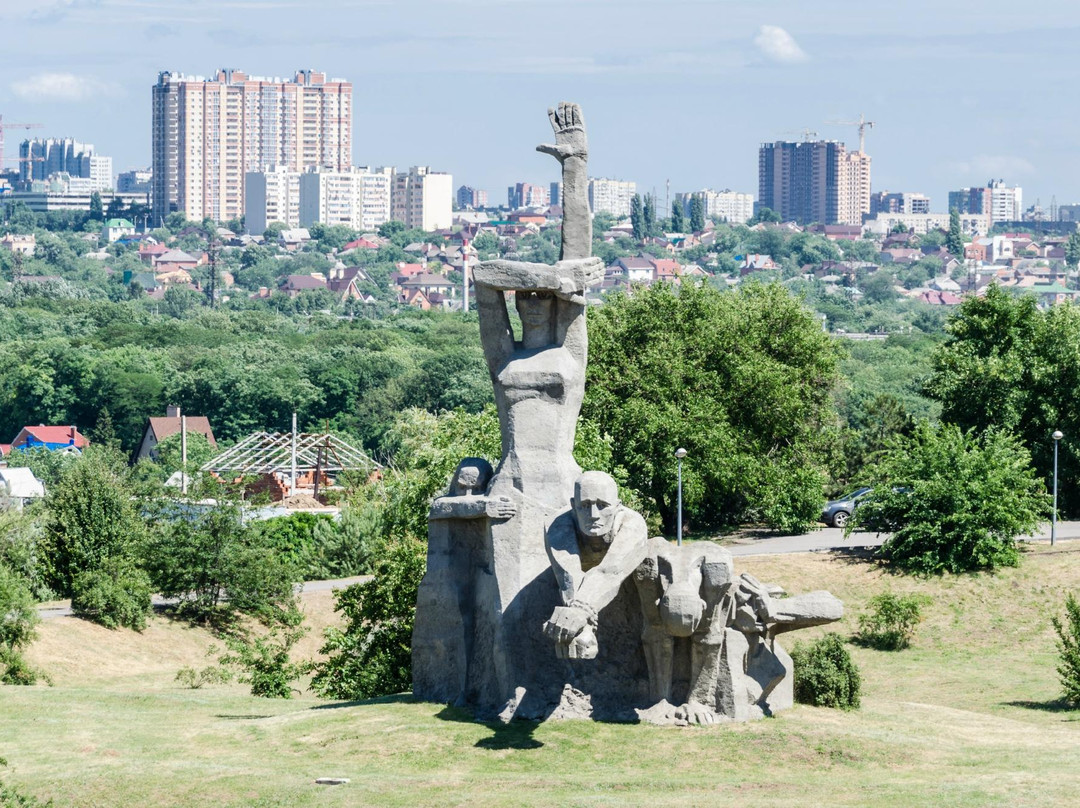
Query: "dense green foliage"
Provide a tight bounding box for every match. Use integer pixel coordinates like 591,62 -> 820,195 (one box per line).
924,286 -> 1080,516
1052,593 -> 1080,706
0,563 -> 39,685
70,557 -> 152,631
217,602 -> 309,699
584,282 -> 841,533
855,592 -> 930,650
310,539 -> 426,700
790,633 -> 861,710
41,448 -> 144,597
851,423 -> 1047,573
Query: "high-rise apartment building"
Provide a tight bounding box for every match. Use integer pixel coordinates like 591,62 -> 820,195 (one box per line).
948,180 -> 1022,223
117,168 -> 152,194
456,185 -> 488,209
870,191 -> 931,216
507,182 -> 549,209
19,138 -> 112,190
152,69 -> 351,224
588,177 -> 636,218
758,140 -> 871,225
298,166 -> 393,231
245,165 -> 301,234
392,166 -> 453,231
674,189 -> 754,225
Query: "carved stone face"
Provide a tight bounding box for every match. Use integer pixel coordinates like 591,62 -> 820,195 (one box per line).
516,290 -> 554,330
572,471 -> 619,539
451,457 -> 492,495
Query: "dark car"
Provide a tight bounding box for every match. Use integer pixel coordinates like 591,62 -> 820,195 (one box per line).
821,487 -> 872,528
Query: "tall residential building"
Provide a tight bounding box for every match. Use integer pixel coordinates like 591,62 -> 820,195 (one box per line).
392,166 -> 453,231
870,191 -> 931,216
456,185 -> 488,209
948,180 -> 1022,223
674,189 -> 754,225
117,168 -> 152,193
298,166 -> 393,231
507,182 -> 549,209
244,165 -> 301,234
758,140 -> 870,225
549,181 -> 561,207
152,69 -> 352,224
588,177 -> 636,218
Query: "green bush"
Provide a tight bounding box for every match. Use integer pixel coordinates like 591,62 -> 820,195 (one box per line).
790,633 -> 861,710
174,664 -> 233,689
217,602 -> 309,699
856,592 -> 930,651
0,563 -> 39,686
310,539 -> 425,700
1052,593 -> 1080,706
851,423 -> 1047,574
70,558 -> 152,631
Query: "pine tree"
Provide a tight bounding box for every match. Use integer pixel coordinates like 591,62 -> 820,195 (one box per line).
630,194 -> 644,241
1065,231 -> 1080,269
946,208 -> 965,257
89,192 -> 103,222
643,194 -> 656,236
670,199 -> 685,233
690,195 -> 706,232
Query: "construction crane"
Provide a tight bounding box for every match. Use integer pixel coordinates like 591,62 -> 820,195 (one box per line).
0,115 -> 45,173
826,113 -> 875,153
782,128 -> 819,142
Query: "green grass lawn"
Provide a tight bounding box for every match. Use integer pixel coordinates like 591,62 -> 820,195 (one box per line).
3,545 -> 1080,807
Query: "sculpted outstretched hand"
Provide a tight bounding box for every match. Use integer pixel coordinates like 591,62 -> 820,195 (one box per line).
485,496 -> 517,520
537,102 -> 588,163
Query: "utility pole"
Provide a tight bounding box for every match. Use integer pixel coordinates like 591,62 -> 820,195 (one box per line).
206,238 -> 219,308
180,412 -> 188,495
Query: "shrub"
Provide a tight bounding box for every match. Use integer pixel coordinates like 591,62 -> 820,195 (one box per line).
310,539 -> 425,700
790,633 -> 861,710
1052,593 -> 1080,706
850,423 -> 1047,574
70,558 -> 152,631
0,563 -> 40,686
855,592 -> 930,651
175,663 -> 233,689
217,602 -> 309,699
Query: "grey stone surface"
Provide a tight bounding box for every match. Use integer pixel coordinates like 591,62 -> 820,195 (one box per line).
412,103 -> 843,725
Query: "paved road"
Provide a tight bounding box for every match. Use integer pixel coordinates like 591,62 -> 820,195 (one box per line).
723,520 -> 1080,557
37,522 -> 1080,619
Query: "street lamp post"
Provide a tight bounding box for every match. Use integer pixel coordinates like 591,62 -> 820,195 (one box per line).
675,448 -> 687,546
1053,430 -> 1063,546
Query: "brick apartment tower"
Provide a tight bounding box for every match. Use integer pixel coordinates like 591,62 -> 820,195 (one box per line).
152,69 -> 351,224
758,140 -> 870,226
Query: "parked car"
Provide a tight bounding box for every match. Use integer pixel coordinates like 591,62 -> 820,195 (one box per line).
821,487 -> 873,528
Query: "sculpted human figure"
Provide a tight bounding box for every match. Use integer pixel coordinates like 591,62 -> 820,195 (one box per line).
543,471 -> 649,659
473,102 -> 603,510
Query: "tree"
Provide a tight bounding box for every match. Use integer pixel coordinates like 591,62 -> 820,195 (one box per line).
88,192 -> 103,222
748,207 -> 781,226
643,194 -> 656,236
689,195 -> 706,232
263,221 -> 287,242
1065,231 -> 1080,269
153,432 -> 216,477
850,422 -> 1048,573
41,449 -> 145,596
630,194 -> 644,241
670,199 -> 685,233
105,197 -> 126,220
583,282 -> 841,533
946,208 -> 965,257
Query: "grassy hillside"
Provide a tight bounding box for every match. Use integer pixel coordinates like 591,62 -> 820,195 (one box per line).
3,545 -> 1080,807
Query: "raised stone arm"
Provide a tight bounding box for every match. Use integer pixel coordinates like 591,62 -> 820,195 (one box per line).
472,257 -> 603,300
428,494 -> 516,522
537,102 -> 591,261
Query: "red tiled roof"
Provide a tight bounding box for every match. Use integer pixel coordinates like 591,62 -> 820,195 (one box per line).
14,425 -> 89,448
147,417 -> 217,449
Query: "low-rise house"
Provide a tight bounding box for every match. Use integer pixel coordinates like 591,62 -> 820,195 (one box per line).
917,290 -> 963,305
279,273 -> 328,297
102,218 -> 136,243
152,248 -> 202,270
138,243 -> 170,264
399,272 -> 456,298
278,228 -> 311,251
0,233 -> 36,255
739,254 -> 778,274
9,425 -> 88,454
134,406 -> 217,463
0,467 -> 46,510
611,256 -> 655,284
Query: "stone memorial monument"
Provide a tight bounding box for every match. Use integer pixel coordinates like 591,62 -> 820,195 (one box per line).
412,103 -> 843,724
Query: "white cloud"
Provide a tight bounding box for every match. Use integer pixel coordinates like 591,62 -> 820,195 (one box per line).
10,72 -> 122,102
949,155 -> 1036,179
753,25 -> 808,64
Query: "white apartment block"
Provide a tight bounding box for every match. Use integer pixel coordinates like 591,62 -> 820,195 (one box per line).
675,189 -> 755,224
88,156 -> 113,191
588,177 -> 636,218
245,166 -> 301,234
298,166 -> 393,231
152,69 -> 351,224
863,212 -> 991,238
836,150 -> 872,226
392,166 -> 453,231
989,179 -> 1022,223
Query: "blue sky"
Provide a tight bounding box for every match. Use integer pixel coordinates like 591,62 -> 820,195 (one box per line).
3,0 -> 1079,214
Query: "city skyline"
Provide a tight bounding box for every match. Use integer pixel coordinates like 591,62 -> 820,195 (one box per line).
3,1 -> 1080,215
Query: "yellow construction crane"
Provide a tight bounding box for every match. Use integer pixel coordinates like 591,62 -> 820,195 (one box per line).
826,114 -> 875,153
